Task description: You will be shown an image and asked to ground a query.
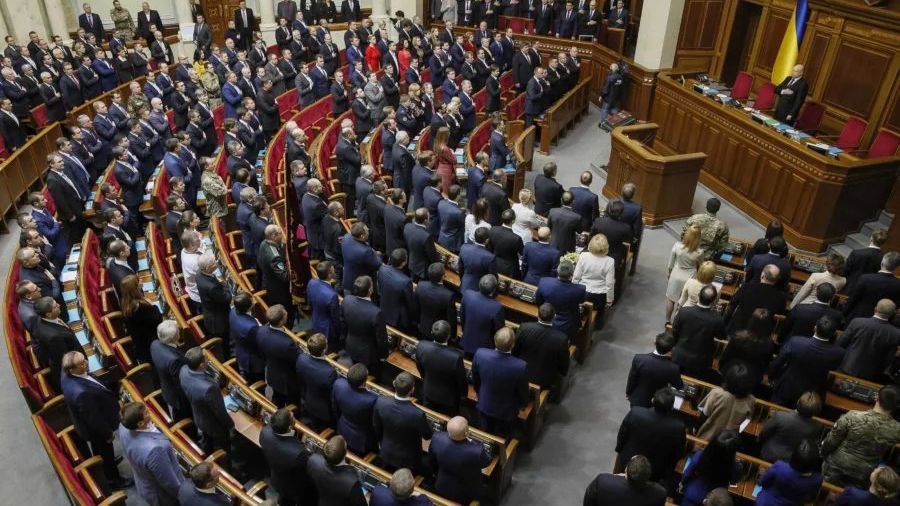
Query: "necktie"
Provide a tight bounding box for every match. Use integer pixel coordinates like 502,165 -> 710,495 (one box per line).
243,10 -> 248,26
88,15 -> 93,27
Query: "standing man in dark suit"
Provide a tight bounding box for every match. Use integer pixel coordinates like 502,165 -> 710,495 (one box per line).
521,227 -> 560,285
307,436 -> 368,506
179,347 -> 234,452
256,305 -> 302,407
514,303 -> 570,395
301,179 -> 328,259
437,185 -> 466,253
779,283 -> 843,342
416,320 -> 467,415
771,316 -> 846,406
843,229 -> 887,294
429,416 -> 491,504
460,274 -> 506,356
481,169 -> 510,226
193,15 -> 213,60
277,0 -> 299,22
524,66 -> 547,127
745,236 -> 792,291
591,199 -> 634,295
196,254 -> 231,340
556,1 -> 579,39
258,226 -> 293,322
31,297 -> 79,392
534,162 -> 564,218
234,1 -> 257,51
459,227 -> 497,293
607,0 -> 629,29
489,209 -> 525,279
295,333 -> 338,429
336,128 -> 362,216
377,250 -> 419,332
473,327 -> 530,436
583,455 -> 667,506
0,98 -> 26,152
308,262 -> 343,352
617,183 -> 644,274
625,332 -> 683,408
774,64 -> 808,124
228,292 -> 265,383
373,372 -> 433,472
838,299 -> 900,382
342,222 -> 383,292
535,260 -> 587,337
511,42 -> 534,91
259,408 -> 318,506
150,320 -> 191,420
844,252 -> 900,322
404,209 -> 440,281
724,264 -> 787,335
78,4 -> 105,44
60,351 -> 132,489
569,171 -> 600,232
332,363 -> 379,455
136,3 -> 164,43
672,286 -> 726,378
415,263 -> 459,339
118,402 -> 184,506
366,181 -> 389,253
342,276 -> 390,378
341,0 -> 362,21
177,463 -> 230,505
614,388 -> 686,489
383,189 -> 409,259
547,192 -> 582,254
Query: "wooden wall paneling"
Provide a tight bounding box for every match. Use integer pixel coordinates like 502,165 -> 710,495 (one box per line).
673,0 -> 731,74
750,6 -> 789,76
821,42 -> 890,119
885,83 -> 900,133
798,30 -> 832,95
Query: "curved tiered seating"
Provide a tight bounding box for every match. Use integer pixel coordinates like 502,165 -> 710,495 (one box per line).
4,261 -> 49,411
145,221 -> 206,343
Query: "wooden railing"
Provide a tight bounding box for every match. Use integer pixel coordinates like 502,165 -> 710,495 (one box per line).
535,78 -> 592,154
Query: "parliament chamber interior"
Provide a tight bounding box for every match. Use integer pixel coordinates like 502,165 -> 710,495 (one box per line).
0,0 -> 899,504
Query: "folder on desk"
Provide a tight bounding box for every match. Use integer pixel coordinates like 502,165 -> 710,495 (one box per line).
87,353 -> 102,372
142,281 -> 155,293
67,308 -> 80,322
135,239 -> 147,252
138,258 -> 149,271
75,329 -> 89,346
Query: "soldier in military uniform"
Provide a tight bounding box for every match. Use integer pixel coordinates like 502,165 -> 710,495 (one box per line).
821,385 -> 900,489
683,197 -> 729,260
127,82 -> 150,115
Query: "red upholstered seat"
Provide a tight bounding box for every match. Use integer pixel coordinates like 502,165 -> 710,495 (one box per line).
473,88 -> 487,112
267,44 -> 280,56
33,417 -> 97,504
31,104 -> 49,129
43,187 -> 57,216
731,72 -> 753,101
154,167 -> 171,215
213,106 -> 225,144
470,124 -> 492,154
279,89 -> 297,120
166,109 -> 176,132
0,131 -> 8,160
421,68 -> 432,84
214,153 -> 229,182
753,82 -> 776,110
500,71 -> 514,90
835,116 -> 867,150
794,102 -> 825,133
866,129 -> 900,158
371,128 -> 383,170
506,94 -> 525,121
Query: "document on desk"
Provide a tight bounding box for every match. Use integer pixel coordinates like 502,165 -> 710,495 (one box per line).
673,395 -> 684,410
739,417 -> 751,433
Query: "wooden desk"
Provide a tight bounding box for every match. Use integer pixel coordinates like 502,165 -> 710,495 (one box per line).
652,73 -> 900,252
535,78 -> 592,155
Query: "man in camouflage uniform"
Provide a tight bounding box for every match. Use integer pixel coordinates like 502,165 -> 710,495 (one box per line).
683,197 -> 729,260
821,385 -> 900,488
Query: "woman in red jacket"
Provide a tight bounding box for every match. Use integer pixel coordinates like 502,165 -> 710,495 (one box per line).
432,126 -> 457,193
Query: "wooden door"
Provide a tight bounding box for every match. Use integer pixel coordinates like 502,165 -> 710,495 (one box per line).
204,0 -> 245,45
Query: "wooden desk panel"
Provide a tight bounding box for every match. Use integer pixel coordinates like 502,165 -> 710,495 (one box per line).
651,74 -> 900,252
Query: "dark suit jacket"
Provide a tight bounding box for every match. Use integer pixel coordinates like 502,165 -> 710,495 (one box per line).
521,241 -> 560,285
481,181 -> 510,226
437,199 -> 465,252
488,225 -> 524,278
548,206 -> 581,254
404,222 -> 439,280
837,316 -> 900,381
366,194 -> 388,251
136,10 -> 164,42
60,373 -> 119,441
615,406 -> 686,484
535,277 -> 586,336
341,234 -> 381,292
460,290 -> 505,355
259,426 -> 317,504
625,353 -> 683,408
377,264 -> 418,330
583,473 -> 666,506
373,396 -> 433,470
472,348 -> 529,421
256,325 -> 301,396
149,340 -> 189,415
306,454 -> 367,506
843,247 -> 884,294
177,483 -> 230,505
844,272 -> 900,322
383,204 -> 408,258
332,377 -> 378,454
569,186 -> 600,232
725,282 -> 787,335
295,353 -> 338,424
779,302 -> 843,342
301,192 -> 328,252
0,112 -> 26,151
774,76 -> 808,122
228,309 -> 265,379
590,215 -> 633,263
78,12 -> 105,42
514,321 -> 570,388
672,305 -> 726,372
179,367 -> 234,442
342,295 -> 388,368
745,252 -> 792,291
416,340 -> 467,408
415,281 -> 459,339
459,243 -> 496,293
428,431 -> 491,503
197,272 -> 230,337
769,336 -> 845,406
758,410 -> 822,463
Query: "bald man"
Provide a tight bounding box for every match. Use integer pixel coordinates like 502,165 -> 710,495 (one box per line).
724,264 -> 787,336
838,299 -> 900,382
428,416 -> 490,503
472,327 -> 529,436
774,64 -> 808,124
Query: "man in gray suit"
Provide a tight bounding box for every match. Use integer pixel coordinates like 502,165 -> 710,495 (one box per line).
118,402 -> 184,506
179,347 -> 235,452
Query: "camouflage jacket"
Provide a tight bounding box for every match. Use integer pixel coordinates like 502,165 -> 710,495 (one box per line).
684,212 -> 729,259
822,410 -> 900,487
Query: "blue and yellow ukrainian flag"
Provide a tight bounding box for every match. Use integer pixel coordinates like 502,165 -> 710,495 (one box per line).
771,0 -> 811,84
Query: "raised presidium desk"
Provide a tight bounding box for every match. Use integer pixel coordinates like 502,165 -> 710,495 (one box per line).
649,72 -> 900,253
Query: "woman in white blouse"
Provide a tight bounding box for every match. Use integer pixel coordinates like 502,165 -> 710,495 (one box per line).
512,189 -> 541,244
573,233 -> 616,329
674,260 -> 718,319
464,197 -> 491,244
790,253 -> 846,308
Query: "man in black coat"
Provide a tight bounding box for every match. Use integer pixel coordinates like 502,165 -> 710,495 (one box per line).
373,372 -> 433,472
258,225 -> 293,321
150,319 -> 191,420
403,208 -> 440,281
256,305 -> 302,406
31,297 -> 79,392
366,180 -> 389,252
779,283 -> 843,342
307,436 -> 367,506
336,128 -> 361,215
548,191 -> 582,254
745,236 -> 792,291
625,331 -> 683,408
377,249 -> 419,332
533,162 -> 563,217
614,388 -> 686,491
514,303 -> 570,394
773,64 -> 808,124
481,169 -> 511,227
234,1 -> 258,51
392,131 -> 416,198
511,42 -> 534,91
672,286 -> 726,378
488,208 -> 525,279
301,178 -> 328,259
256,79 -> 281,141
724,264 -> 787,335
416,320 -> 467,415
583,455 -> 667,506
384,188 -> 409,257
136,4 -> 164,44
843,230 -> 887,294
837,299 -> 900,382
342,276 -> 390,378
416,263 -> 459,340
322,201 -> 345,267
78,5 -> 105,43
843,252 -> 900,323
179,347 -> 235,452
259,408 -> 318,506
770,315 -> 845,406
590,199 -> 634,271
196,254 -> 231,340
60,351 -> 131,489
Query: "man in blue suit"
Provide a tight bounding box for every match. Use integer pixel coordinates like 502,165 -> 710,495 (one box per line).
525,66 -> 547,127
310,55 -> 330,98
302,178 -> 328,259
29,192 -> 69,272
308,262 -> 343,352
144,70 -> 165,102
373,372 -> 433,472
150,320 -> 191,420
163,138 -> 197,205
59,64 -> 85,110
438,185 -> 466,252
58,137 -> 91,198
466,152 -> 489,210
416,263 -> 460,340
472,327 -> 529,436
256,305 -> 302,406
459,227 -> 496,293
332,363 -> 379,454
521,227 -> 560,285
92,57 -> 119,92
259,408 -> 318,506
341,221 -> 382,292
489,118 -> 510,171
458,80 -> 476,135
745,235 -> 792,292
60,351 -> 132,489
307,436 -> 368,505
342,276 -> 390,379
460,274 -> 506,356
429,416 -> 491,503
177,462 -> 231,505
535,260 -> 587,337
769,315 -> 846,407
179,347 -> 234,452
295,333 -> 338,430
556,1 -> 579,38
378,249 -> 419,332
111,146 -> 143,218
625,331 -> 683,408
370,469 -> 432,506
119,402 -> 184,506
778,283 -> 843,342
416,320 -> 467,415
404,209 -> 441,281
221,72 -> 244,119
449,36 -> 466,71
228,292 -> 265,383
442,69 -> 460,104
569,171 -> 600,232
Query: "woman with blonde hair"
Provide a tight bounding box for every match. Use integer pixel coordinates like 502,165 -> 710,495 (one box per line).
512,189 -> 540,244
465,198 -> 491,243
573,233 -> 616,329
432,126 -> 457,193
666,224 -> 704,322
119,274 -> 163,364
675,260 -> 718,316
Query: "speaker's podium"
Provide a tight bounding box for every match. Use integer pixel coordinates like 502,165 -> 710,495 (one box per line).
602,123 -> 707,225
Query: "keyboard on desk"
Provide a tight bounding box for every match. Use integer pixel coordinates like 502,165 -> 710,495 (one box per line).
722,242 -> 746,256
794,257 -> 826,274
832,379 -> 878,404
498,279 -> 537,304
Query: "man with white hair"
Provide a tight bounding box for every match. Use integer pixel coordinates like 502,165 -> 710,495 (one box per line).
336,127 -> 362,217
150,319 -> 190,420
197,253 -> 231,339
355,165 -> 376,224
151,30 -> 174,65
392,131 -> 415,197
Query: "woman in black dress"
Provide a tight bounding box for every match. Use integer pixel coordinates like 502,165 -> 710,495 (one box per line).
119,274 -> 162,364
114,47 -> 134,84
